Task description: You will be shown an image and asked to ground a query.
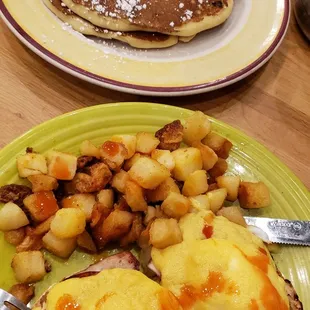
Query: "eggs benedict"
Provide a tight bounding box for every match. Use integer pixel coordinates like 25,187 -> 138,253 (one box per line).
151,210 -> 290,309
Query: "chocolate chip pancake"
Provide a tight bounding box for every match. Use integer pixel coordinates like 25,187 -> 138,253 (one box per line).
61,0 -> 234,36
43,0 -> 179,48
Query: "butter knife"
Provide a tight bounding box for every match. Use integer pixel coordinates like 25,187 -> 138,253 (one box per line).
244,216 -> 310,246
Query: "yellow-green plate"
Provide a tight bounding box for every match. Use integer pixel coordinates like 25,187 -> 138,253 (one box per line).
0,0 -> 290,96
0,103 -> 309,305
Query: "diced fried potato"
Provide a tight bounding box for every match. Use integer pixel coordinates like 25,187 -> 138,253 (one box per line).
47,151 -> 77,180
120,213 -> 143,247
182,170 -> 208,197
191,141 -> 218,171
138,222 -> 152,249
189,195 -> 210,212
216,175 -> 240,201
0,202 -> 29,231
74,162 -> 112,193
136,132 -> 160,154
27,174 -> 58,192
217,206 -> 247,227
100,210 -> 134,246
238,182 -> 271,209
144,206 -> 156,226
77,230 -> 97,253
111,170 -> 130,193
161,192 -> 190,219
11,251 -> 46,283
150,218 -> 183,249
97,189 -> 114,209
33,216 -> 55,236
151,149 -> 175,171
16,230 -> 43,253
208,158 -> 228,178
100,141 -> 128,171
202,132 -> 233,159
9,283 -> 34,305
80,140 -> 101,158
114,196 -> 131,212
123,153 -> 144,171
17,153 -> 47,178
110,135 -> 137,159
146,177 -> 180,203
172,148 -> 203,181
90,205 -> 104,228
206,188 -> 227,213
155,205 -> 168,219
62,194 -> 96,221
128,157 -> 170,189
42,230 -> 77,258
50,208 -> 86,239
183,111 -> 211,145
125,180 -> 147,212
23,192 -> 59,222
4,227 -> 26,246
155,120 -> 184,151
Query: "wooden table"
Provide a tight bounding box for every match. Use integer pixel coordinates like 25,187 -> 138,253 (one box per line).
0,12 -> 309,189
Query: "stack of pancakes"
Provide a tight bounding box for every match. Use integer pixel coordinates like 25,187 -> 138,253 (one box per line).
43,0 -> 234,49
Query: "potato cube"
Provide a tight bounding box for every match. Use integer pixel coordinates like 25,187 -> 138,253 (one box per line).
51,208 -> 86,239
80,140 -> 101,158
202,132 -> 233,159
47,151 -> 77,180
208,158 -> 228,178
77,230 -> 97,253
138,222 -> 152,249
100,141 -> 128,171
150,218 -> 183,249
4,227 -> 26,246
23,192 -> 59,222
206,188 -> 227,213
62,194 -> 96,221
120,213 -> 143,247
151,149 -> 175,171
217,206 -> 247,227
17,153 -> 47,178
238,182 -> 271,208
27,174 -> 58,192
125,180 -> 147,212
182,170 -> 208,197
0,202 -> 29,231
123,153 -> 145,171
191,141 -> 218,171
111,170 -> 130,193
183,111 -> 211,145
110,135 -> 137,159
33,216 -> 55,235
136,132 -> 160,154
189,195 -> 210,212
100,210 -> 134,245
97,189 -> 114,209
11,251 -> 46,283
9,283 -> 34,305
146,177 -> 180,203
161,192 -> 190,219
172,148 -> 203,181
155,120 -> 184,151
144,206 -> 156,226
216,175 -> 240,201
42,230 -> 77,258
128,157 -> 170,189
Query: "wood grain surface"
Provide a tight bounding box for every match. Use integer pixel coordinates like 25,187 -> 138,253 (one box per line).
0,10 -> 309,189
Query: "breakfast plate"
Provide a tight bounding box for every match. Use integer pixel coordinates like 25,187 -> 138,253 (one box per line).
0,0 -> 290,96
0,102 -> 309,306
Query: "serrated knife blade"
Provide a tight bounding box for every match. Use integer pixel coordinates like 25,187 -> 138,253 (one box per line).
244,216 -> 310,246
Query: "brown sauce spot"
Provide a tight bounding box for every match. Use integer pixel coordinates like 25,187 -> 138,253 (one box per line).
52,157 -> 71,179
36,191 -> 59,219
102,141 -> 120,157
56,294 -> 80,310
